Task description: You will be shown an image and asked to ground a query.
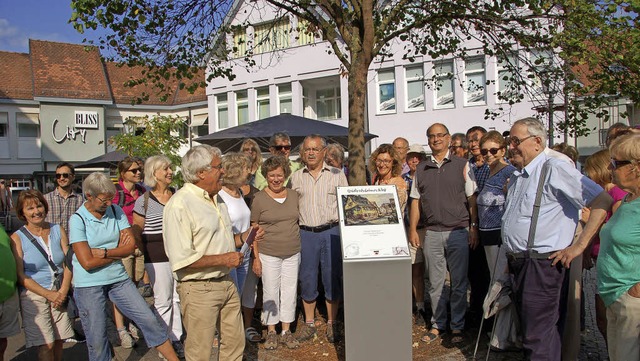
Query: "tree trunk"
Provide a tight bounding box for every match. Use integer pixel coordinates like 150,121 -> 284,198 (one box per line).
346,58 -> 370,186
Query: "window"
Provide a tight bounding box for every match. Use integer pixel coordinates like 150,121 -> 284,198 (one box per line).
18,123 -> 39,138
496,53 -> 519,103
217,94 -> 229,129
530,49 -> 555,92
316,87 -> 341,120
0,124 -> 6,137
377,69 -> 396,113
256,87 -> 270,119
253,19 -> 290,54
233,27 -> 247,58
178,119 -> 189,139
297,18 -> 315,46
278,84 -> 292,114
236,90 -> 249,125
0,112 -> 6,137
464,57 -> 486,105
17,113 -> 39,138
434,61 -> 454,108
405,66 -> 425,111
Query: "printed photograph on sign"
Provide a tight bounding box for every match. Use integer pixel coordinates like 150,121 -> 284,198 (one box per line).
341,192 -> 400,226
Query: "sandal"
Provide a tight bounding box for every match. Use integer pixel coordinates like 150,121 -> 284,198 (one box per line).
451,331 -> 464,344
421,330 -> 440,344
245,327 -> 261,343
264,331 -> 278,350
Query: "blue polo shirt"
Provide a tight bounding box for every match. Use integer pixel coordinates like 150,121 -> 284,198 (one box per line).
69,204 -> 131,287
502,151 -> 603,254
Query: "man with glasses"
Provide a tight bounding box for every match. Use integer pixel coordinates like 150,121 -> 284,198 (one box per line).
408,123 -> 478,345
449,133 -> 468,159
45,163 -> 84,234
502,117 -> 612,360
291,135 -> 348,344
253,132 -> 302,190
393,137 -> 411,174
164,145 -> 261,361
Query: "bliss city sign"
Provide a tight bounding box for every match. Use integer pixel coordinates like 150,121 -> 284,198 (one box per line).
52,111 -> 99,143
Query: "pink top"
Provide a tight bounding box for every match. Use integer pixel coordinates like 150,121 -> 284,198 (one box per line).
592,186 -> 627,258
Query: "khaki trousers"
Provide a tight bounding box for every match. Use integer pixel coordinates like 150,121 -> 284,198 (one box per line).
607,291 -> 640,361
177,275 -> 245,361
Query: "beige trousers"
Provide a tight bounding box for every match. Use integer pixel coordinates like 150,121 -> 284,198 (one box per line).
177,275 -> 245,361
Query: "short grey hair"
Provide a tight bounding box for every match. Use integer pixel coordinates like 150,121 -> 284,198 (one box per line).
83,172 -> 116,197
181,145 -> 222,184
269,132 -> 291,147
513,117 -> 547,144
302,134 -> 327,149
144,155 -> 172,188
325,143 -> 345,165
222,152 -> 250,187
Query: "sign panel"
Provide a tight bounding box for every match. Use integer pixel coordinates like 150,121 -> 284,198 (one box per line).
337,185 -> 410,260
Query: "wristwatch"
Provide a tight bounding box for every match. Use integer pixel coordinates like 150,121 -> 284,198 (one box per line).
470,222 -> 478,228
103,248 -> 108,258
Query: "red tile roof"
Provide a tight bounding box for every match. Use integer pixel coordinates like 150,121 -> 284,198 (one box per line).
0,39 -> 205,106
29,39 -> 111,101
0,51 -> 33,100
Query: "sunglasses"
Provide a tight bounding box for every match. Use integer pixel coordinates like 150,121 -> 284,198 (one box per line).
480,148 -> 502,156
55,173 -> 72,179
127,168 -> 142,174
507,135 -> 536,146
272,145 -> 291,151
610,158 -> 633,169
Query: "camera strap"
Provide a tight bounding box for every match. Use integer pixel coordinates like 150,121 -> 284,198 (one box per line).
19,226 -> 59,276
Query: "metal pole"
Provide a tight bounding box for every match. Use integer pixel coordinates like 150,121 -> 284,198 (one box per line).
548,91 -> 554,147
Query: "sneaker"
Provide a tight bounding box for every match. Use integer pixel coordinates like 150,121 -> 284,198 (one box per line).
118,329 -> 136,349
326,321 -> 342,343
64,333 -> 86,343
280,330 -> 299,349
172,341 -> 185,359
296,323 -> 317,342
140,284 -> 153,298
264,331 -> 278,350
414,308 -> 427,326
128,323 -> 141,340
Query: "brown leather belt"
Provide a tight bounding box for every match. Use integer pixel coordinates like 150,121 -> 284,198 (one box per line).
299,222 -> 339,233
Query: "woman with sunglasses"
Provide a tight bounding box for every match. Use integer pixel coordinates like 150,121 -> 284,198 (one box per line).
475,131 -> 518,350
241,138 -> 263,187
596,133 -> 640,361
476,131 -> 515,280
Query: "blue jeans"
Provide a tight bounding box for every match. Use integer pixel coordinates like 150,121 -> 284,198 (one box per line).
299,227 -> 343,302
423,228 -> 469,331
74,279 -> 169,361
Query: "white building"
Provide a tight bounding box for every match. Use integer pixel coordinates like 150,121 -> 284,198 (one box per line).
206,0 -> 637,158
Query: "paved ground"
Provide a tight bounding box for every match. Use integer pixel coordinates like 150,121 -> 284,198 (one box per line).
5,269 -> 608,361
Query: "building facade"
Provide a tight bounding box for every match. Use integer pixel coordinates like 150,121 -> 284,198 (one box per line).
0,39 -> 208,188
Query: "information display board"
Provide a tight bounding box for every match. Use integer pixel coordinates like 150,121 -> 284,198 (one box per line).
336,185 -> 410,260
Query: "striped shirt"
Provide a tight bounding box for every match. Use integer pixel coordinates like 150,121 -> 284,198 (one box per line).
133,191 -> 172,263
290,163 -> 348,227
44,188 -> 84,232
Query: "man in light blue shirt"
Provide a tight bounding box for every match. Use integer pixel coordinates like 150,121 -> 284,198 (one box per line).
501,117 -> 612,360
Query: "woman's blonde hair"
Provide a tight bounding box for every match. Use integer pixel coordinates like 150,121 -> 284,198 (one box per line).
368,144 -> 402,177
241,138 -> 263,171
583,149 -> 611,187
610,133 -> 640,164
222,153 -> 251,187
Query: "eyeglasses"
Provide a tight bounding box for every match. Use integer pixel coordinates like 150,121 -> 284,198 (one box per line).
55,173 -> 72,179
127,168 -> 142,174
449,145 -> 464,151
375,159 -> 393,165
427,133 -> 449,140
507,135 -> 536,146
272,145 -> 292,151
95,196 -> 114,205
610,158 -> 633,169
480,148 -> 502,156
304,147 -> 325,153
210,163 -> 223,170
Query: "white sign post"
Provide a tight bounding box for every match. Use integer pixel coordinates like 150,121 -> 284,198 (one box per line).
337,185 -> 412,361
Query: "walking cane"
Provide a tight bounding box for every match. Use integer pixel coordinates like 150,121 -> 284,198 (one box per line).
472,245 -> 502,361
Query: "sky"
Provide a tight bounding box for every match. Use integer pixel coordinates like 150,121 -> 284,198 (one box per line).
0,0 -> 104,53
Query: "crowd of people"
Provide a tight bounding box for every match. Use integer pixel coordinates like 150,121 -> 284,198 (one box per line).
0,119 -> 639,361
